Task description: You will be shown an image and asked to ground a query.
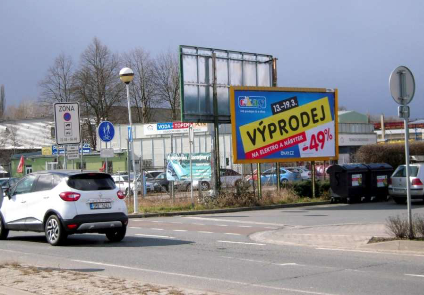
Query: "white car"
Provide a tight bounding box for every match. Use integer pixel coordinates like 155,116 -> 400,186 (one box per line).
112,174 -> 154,195
389,164 -> 424,204
0,171 -> 128,246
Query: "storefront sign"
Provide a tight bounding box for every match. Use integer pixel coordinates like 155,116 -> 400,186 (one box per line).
144,122 -> 207,135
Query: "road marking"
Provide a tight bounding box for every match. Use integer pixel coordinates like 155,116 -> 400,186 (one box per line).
224,233 -> 241,236
185,216 -> 286,227
151,221 -> 164,223
238,225 -> 252,228
170,222 -> 182,224
173,230 -> 188,232
222,256 -> 299,266
264,227 -> 277,229
198,231 -> 213,234
135,234 -> 175,239
71,259 -> 333,295
151,228 -> 164,231
217,241 -> 266,246
316,247 -> 424,257
405,274 -> 424,278
193,223 -> 205,226
129,227 -> 142,229
216,224 -> 228,227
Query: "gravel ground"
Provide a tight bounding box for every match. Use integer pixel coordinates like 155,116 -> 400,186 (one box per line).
0,263 -> 218,295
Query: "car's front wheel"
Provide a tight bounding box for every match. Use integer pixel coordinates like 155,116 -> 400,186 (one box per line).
0,216 -> 9,240
106,226 -> 127,242
45,215 -> 67,246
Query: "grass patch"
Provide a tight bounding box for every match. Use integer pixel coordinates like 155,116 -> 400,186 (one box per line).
127,186 -> 328,214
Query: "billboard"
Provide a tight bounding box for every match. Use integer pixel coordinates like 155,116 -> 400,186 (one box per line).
166,153 -> 212,181
230,87 -> 338,163
179,46 -> 273,123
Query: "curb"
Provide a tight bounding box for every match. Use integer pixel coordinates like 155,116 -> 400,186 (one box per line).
128,201 -> 331,218
0,286 -> 34,295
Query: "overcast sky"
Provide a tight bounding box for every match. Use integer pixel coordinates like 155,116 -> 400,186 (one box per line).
1,0 -> 423,118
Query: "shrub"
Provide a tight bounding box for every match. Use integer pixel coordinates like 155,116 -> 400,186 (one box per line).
414,214 -> 424,238
386,215 -> 413,239
292,180 -> 330,198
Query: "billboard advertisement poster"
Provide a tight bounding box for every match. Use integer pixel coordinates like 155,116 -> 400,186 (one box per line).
230,87 -> 338,163
166,153 -> 211,181
351,174 -> 362,186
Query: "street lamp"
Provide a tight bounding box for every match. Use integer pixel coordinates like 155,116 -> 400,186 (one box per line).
119,67 -> 138,213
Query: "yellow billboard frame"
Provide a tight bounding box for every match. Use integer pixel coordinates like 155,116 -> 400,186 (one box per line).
230,86 -> 339,164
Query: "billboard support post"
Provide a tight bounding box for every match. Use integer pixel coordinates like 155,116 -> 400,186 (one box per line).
189,125 -> 194,207
171,134 -> 175,204
212,53 -> 221,197
272,58 -> 280,193
311,161 -> 316,198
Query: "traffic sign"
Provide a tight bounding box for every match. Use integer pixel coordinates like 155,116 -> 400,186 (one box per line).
54,102 -> 81,144
128,126 -> 133,142
100,148 -> 114,158
389,66 -> 415,105
98,121 -> 115,142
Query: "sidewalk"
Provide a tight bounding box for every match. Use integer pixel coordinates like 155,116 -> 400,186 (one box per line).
250,223 -> 424,254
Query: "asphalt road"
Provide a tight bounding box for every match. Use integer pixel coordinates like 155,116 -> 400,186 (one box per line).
1,201 -> 424,295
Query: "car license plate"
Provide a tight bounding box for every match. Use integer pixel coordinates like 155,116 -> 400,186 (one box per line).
90,202 -> 111,209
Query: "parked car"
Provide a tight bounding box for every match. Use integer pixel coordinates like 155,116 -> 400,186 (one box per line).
246,167 -> 302,185
0,178 -> 18,195
286,167 -> 311,180
111,174 -> 154,195
151,172 -> 189,192
0,171 -> 128,246
388,164 -> 424,204
147,170 -> 163,178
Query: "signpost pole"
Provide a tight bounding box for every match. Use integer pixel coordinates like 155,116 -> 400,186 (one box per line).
64,145 -> 67,169
212,53 -> 221,197
389,66 -> 415,239
171,134 -> 175,204
80,142 -> 83,172
272,58 -> 280,193
189,125 -> 194,207
105,142 -> 108,173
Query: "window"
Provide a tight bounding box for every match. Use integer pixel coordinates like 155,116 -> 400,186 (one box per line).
25,165 -> 32,174
33,174 -> 54,192
14,175 -> 37,195
67,173 -> 115,191
393,166 -> 418,177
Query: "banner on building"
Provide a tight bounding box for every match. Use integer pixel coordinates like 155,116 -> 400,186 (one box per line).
144,122 -> 207,136
230,87 -> 339,163
166,153 -> 211,181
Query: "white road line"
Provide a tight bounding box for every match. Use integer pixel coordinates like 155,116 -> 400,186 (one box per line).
135,234 -> 175,239
185,216 -> 286,227
405,274 -> 424,278
129,227 -> 142,229
170,222 -> 182,224
217,241 -> 266,246
222,256 -> 299,266
238,225 -> 252,228
173,230 -> 188,232
151,221 -> 164,223
151,228 -> 164,231
198,231 -> 213,234
316,247 -> 424,257
264,227 -> 277,229
216,224 -> 228,227
224,233 -> 241,236
71,259 -> 333,295
193,223 -> 205,226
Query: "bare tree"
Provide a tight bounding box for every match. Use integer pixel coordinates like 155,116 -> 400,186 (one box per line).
153,50 -> 180,120
39,54 -> 75,104
123,48 -> 156,123
0,85 -> 5,118
73,38 -> 125,149
3,101 -> 48,120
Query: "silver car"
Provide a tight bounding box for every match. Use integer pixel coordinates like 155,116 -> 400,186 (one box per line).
388,164 -> 424,204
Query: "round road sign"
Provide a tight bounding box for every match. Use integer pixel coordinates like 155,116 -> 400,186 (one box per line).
63,112 -> 72,121
98,121 -> 115,142
389,66 -> 415,105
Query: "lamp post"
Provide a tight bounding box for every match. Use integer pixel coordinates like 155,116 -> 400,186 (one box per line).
119,67 -> 138,213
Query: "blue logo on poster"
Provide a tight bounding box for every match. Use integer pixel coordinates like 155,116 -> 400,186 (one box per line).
98,121 -> 115,142
157,122 -> 173,130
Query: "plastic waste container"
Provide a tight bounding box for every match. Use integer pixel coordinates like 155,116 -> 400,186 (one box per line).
364,163 -> 393,202
327,164 -> 369,203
